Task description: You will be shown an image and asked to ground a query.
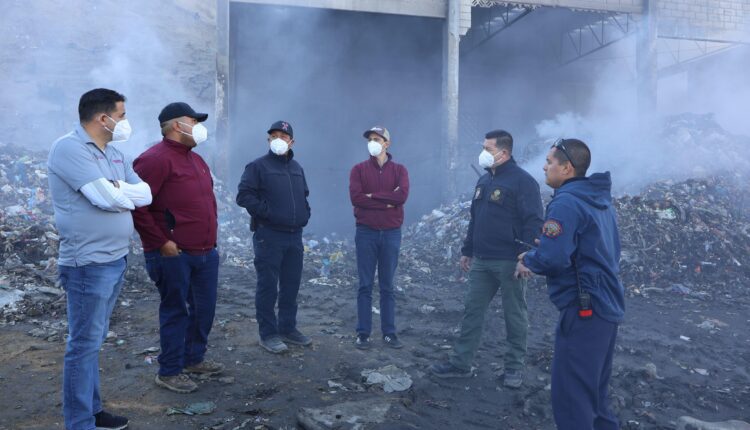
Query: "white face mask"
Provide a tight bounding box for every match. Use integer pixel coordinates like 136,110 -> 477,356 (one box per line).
270,138 -> 289,155
179,122 -> 208,145
367,140 -> 383,157
478,150 -> 496,168
105,116 -> 132,142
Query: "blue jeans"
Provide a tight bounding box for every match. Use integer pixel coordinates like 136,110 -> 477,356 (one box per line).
60,257 -> 126,430
145,249 -> 219,376
355,225 -> 401,336
253,227 -> 304,340
552,305 -> 620,430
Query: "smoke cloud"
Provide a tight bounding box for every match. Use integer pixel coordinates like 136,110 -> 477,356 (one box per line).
1,2 -> 748,233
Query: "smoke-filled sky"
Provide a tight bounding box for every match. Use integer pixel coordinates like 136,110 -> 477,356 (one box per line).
0,0 -> 215,159
1,1 -> 748,234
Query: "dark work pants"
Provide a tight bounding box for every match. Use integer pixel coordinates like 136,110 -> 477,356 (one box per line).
551,305 -> 620,430
253,227 -> 304,340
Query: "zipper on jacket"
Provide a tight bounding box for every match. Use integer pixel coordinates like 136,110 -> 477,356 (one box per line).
287,162 -> 296,224
189,153 -> 212,248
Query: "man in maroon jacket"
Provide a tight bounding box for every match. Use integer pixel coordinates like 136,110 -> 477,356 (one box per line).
349,126 -> 409,350
133,102 -> 223,394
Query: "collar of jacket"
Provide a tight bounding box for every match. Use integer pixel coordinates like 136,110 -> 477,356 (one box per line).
266,149 -> 295,162
553,176 -> 587,197
561,176 -> 586,187
485,156 -> 517,176
163,138 -> 193,153
368,152 -> 392,169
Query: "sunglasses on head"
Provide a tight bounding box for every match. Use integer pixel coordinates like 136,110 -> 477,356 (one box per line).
552,138 -> 576,169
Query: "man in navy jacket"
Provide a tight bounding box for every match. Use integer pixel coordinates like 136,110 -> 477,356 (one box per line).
236,120 -> 312,354
516,138 -> 625,430
430,130 -> 543,388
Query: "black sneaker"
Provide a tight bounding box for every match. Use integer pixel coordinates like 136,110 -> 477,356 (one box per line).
355,334 -> 371,350
383,334 -> 403,349
429,361 -> 472,378
94,410 -> 129,430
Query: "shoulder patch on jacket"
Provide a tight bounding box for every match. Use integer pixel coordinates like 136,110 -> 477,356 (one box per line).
474,187 -> 482,200
542,219 -> 563,238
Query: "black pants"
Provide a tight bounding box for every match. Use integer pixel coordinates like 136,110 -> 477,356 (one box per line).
252,227 -> 303,340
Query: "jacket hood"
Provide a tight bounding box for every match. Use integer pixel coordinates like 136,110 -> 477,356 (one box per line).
556,172 -> 613,210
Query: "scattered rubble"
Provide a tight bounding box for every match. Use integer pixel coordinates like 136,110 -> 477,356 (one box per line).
676,416 -> 750,430
297,399 -> 391,430
166,401 -> 217,416
361,365 -> 413,393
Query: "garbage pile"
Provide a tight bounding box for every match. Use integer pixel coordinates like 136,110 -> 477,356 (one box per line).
214,177 -> 256,267
403,114 -> 750,297
403,174 -> 750,296
0,143 -> 61,321
401,203 -> 472,283
615,174 -> 750,297
0,142 -> 357,321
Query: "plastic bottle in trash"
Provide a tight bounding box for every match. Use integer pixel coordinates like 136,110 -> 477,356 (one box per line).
320,258 -> 331,278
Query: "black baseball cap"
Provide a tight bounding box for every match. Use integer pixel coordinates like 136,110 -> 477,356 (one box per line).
267,120 -> 293,139
158,102 -> 208,124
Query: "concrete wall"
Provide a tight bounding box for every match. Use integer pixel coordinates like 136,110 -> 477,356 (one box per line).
231,0 -> 448,17
508,0 -> 643,13
229,0 -> 749,41
657,0 -> 750,41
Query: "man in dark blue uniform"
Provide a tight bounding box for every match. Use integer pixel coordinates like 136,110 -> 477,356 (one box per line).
430,130 -> 543,388
516,138 -> 625,430
236,120 -> 312,354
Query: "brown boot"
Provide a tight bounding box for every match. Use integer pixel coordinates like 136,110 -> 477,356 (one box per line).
184,359 -> 225,376
155,373 -> 198,393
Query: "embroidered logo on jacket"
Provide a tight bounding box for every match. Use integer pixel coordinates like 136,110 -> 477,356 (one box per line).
490,188 -> 503,202
542,219 -> 563,238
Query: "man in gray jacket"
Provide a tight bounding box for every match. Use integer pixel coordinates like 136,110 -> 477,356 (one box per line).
48,88 -> 151,430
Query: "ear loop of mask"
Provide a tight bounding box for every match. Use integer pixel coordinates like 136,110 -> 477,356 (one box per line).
103,115 -> 117,134
177,121 -> 193,137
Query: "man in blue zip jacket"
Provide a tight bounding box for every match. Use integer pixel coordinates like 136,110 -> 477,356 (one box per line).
515,138 -> 625,430
430,130 -> 543,388
236,120 -> 312,354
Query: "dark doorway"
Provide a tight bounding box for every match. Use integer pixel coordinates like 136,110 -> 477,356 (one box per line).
229,3 -> 443,235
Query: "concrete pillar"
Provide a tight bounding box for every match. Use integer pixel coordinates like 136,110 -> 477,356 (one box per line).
215,0 -> 230,182
442,0 -> 460,201
636,0 -> 658,123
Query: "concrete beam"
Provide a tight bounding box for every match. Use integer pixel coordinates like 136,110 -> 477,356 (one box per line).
443,0 -> 460,200
636,0 -> 658,124
215,0 -> 230,182
479,0 -> 644,14
229,0 -> 448,18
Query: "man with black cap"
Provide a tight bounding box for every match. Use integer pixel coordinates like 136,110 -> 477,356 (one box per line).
349,126 -> 409,350
236,120 -> 312,354
133,102 -> 223,393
